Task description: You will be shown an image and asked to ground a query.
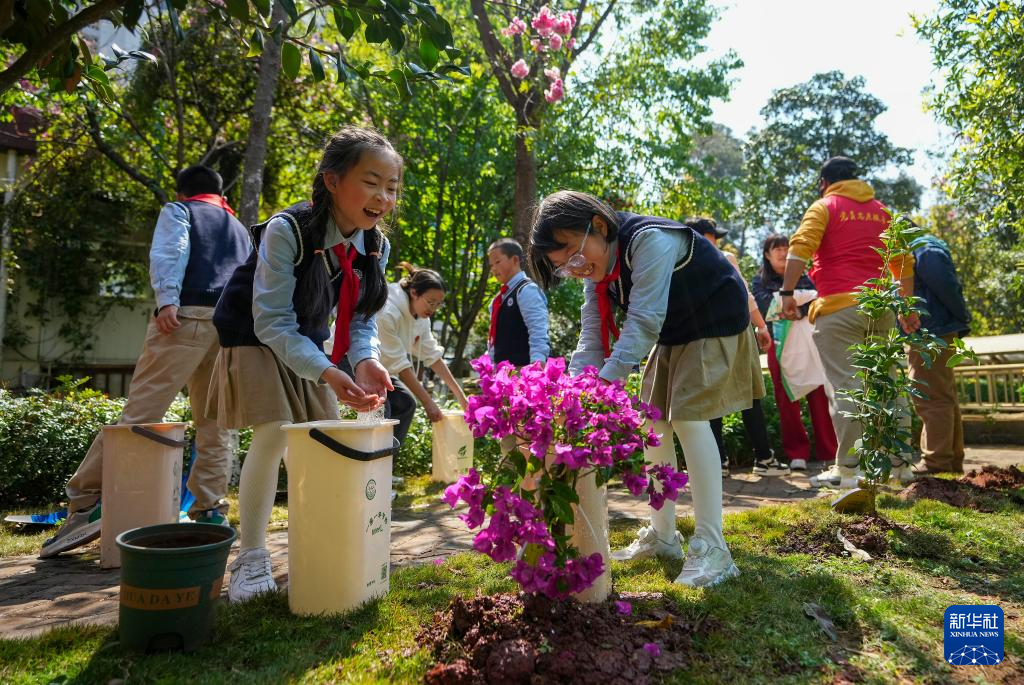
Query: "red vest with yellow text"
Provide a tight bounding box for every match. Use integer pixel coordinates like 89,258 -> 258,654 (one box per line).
809,194 -> 890,298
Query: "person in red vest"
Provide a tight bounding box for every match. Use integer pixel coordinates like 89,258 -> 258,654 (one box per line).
779,156 -> 920,489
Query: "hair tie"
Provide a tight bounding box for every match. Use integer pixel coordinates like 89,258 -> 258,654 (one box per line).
369,251 -> 382,258
314,249 -> 324,255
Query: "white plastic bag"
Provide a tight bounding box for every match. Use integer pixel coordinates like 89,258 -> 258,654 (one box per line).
431,410 -> 474,483
767,290 -> 828,401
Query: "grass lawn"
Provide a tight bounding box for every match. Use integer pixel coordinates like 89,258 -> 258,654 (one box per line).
1,491 -> 1022,684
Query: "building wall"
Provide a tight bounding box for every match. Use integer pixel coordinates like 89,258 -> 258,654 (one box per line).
1,289 -> 152,395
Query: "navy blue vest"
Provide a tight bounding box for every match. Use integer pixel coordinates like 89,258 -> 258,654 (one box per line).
493,277 -> 534,367
213,203 -> 386,351
174,200 -> 250,307
609,213 -> 750,345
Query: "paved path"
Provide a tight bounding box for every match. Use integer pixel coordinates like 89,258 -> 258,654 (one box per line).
1,446 -> 1020,640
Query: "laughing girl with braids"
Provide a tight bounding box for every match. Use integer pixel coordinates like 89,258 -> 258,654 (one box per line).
209,126 -> 400,602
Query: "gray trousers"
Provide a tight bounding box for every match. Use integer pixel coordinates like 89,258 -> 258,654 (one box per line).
812,306 -> 911,469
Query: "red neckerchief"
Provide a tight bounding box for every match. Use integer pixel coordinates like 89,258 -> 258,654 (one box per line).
329,244 -> 359,363
595,250 -> 621,357
182,194 -> 236,216
487,284 -> 509,347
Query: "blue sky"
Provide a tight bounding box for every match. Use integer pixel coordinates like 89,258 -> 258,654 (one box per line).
702,0 -> 947,201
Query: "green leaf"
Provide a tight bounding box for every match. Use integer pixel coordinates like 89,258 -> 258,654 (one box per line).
388,67 -> 411,98
308,49 -> 325,82
226,0 -> 250,22
166,4 -> 185,40
277,0 -> 299,22
246,29 -> 264,58
251,0 -> 270,17
548,496 -> 574,525
419,35 -> 439,69
281,42 -> 301,79
364,19 -> 387,44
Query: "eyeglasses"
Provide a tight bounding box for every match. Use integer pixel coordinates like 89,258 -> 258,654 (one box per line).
424,298 -> 444,312
553,221 -> 591,278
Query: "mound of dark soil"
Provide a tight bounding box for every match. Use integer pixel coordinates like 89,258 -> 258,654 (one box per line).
418,592 -> 707,685
898,477 -> 977,508
960,465 -> 1024,491
778,514 -> 902,558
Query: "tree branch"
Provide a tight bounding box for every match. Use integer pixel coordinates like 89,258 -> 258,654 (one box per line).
469,0 -> 520,107
0,0 -> 123,95
85,105 -> 169,205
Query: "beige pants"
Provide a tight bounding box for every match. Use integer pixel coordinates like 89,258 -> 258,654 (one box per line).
65,308 -> 233,514
908,333 -> 965,472
812,306 -> 912,469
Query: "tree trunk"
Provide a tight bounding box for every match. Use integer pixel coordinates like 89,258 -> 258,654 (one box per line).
238,1 -> 287,227
512,131 -> 537,250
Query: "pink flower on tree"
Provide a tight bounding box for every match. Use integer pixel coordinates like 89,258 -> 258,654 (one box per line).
531,5 -> 557,37
548,34 -> 563,51
501,16 -> 527,37
545,78 -> 564,103
554,11 -> 576,36
544,66 -> 560,81
567,37 -> 577,51
530,38 -> 546,53
510,59 -> 529,79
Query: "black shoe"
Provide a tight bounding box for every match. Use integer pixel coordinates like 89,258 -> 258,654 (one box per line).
752,451 -> 784,473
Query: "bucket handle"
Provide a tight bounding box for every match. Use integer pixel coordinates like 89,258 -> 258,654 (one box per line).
131,425 -> 187,449
308,428 -> 398,462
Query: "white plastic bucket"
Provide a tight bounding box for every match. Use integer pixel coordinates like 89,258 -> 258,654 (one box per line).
100,423 -> 186,569
282,419 -> 398,616
569,470 -> 611,603
431,410 -> 474,483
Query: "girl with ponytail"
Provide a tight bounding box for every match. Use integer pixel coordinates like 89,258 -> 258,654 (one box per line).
209,126 -> 401,602
376,262 -> 468,447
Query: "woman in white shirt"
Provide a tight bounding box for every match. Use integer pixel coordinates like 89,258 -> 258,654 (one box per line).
378,262 -> 468,446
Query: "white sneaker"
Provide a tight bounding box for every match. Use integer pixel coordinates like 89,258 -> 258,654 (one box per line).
889,464 -> 916,486
809,463 -> 842,488
674,536 -> 740,588
837,465 -> 866,489
228,547 -> 277,602
611,525 -> 684,561
789,458 -> 808,471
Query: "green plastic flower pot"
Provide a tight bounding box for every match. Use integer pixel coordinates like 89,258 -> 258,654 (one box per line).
116,522 -> 236,652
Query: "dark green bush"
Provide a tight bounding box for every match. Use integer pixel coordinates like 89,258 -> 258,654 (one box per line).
0,377 -> 126,508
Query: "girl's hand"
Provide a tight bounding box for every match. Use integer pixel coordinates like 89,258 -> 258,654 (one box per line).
755,326 -> 772,353
424,399 -> 444,423
354,359 -> 395,399
321,366 -> 381,412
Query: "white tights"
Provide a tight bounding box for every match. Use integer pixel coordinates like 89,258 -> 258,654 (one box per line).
644,419 -> 728,551
238,421 -> 288,550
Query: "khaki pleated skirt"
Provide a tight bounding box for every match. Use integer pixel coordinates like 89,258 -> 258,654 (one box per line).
640,329 -> 765,422
207,346 -> 339,429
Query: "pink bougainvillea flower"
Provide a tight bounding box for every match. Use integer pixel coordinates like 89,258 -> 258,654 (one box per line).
615,600 -> 632,615
432,558 -> 445,565
510,59 -> 529,79
531,5 -> 556,37
544,66 -> 560,81
548,34 -> 563,51
501,16 -> 527,37
544,78 -> 564,103
643,643 -> 661,658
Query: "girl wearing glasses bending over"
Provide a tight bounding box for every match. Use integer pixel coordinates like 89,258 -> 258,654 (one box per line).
529,190 -> 764,588
376,262 -> 468,447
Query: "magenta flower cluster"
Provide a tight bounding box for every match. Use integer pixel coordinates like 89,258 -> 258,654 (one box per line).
441,356 -> 688,599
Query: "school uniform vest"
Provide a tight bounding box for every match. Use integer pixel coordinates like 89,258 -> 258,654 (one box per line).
213,202 -> 385,351
810,194 -> 890,298
493,277 -> 534,367
609,213 -> 749,345
174,200 -> 250,307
